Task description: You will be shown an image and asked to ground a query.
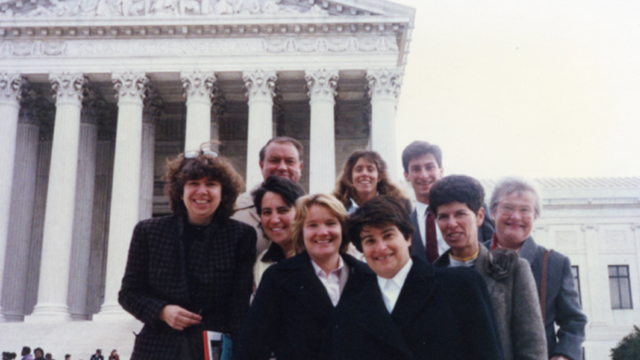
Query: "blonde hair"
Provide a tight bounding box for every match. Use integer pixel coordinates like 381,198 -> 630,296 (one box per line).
291,194 -> 349,254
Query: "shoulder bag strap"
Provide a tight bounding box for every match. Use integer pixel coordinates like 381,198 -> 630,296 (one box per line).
540,249 -> 552,322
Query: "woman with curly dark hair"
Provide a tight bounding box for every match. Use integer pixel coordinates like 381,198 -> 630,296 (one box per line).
119,144 -> 256,360
332,150 -> 410,215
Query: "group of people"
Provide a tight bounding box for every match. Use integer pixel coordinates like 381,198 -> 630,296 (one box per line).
4,347 -> 118,360
118,137 -> 588,360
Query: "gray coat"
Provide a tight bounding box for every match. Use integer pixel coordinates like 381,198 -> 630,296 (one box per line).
518,237 -> 587,360
435,246 -> 547,360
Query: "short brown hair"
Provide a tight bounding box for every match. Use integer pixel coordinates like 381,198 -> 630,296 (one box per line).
165,148 -> 244,220
291,194 -> 349,254
401,140 -> 442,172
333,150 -> 406,208
347,196 -> 414,252
259,136 -> 304,163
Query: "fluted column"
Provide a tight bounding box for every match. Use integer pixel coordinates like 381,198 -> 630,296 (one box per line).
243,70 -> 277,190
210,92 -> 226,153
367,68 -> 402,179
95,72 -> 148,319
306,69 -> 338,194
582,223 -> 611,327
182,71 -> 215,151
0,75 -> 25,321
140,86 -> 163,221
27,73 -> 85,322
67,87 -> 101,320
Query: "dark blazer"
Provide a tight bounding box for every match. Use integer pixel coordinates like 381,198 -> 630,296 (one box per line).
323,255 -> 504,360
517,237 -> 587,360
235,251 -> 372,360
118,215 -> 257,360
411,203 -> 495,262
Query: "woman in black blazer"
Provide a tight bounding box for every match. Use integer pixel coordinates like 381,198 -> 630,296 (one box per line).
119,145 -> 256,360
235,193 -> 371,360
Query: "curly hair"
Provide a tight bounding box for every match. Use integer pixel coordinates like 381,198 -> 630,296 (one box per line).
291,194 -> 350,254
332,150 -> 406,208
428,175 -> 485,217
164,149 -> 244,220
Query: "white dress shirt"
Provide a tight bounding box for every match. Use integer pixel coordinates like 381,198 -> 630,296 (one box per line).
415,201 -> 450,256
377,259 -> 413,313
311,256 -> 350,306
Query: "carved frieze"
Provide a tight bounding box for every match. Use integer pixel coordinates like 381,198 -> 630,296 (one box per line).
1,0 -> 331,18
112,71 -> 148,102
0,36 -> 398,58
0,72 -> 23,104
305,69 -> 338,101
49,72 -> 85,104
180,70 -> 216,102
366,68 -> 402,100
243,69 -> 276,101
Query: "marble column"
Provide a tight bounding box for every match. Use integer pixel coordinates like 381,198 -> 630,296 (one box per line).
182,71 -> 215,152
95,72 -> 148,319
210,91 -> 226,153
0,73 -> 22,322
140,86 -> 163,221
67,87 -> 100,320
27,73 -> 85,322
243,70 -> 277,190
3,85 -> 38,321
582,223 -> 612,327
366,68 -> 402,179
305,69 -> 338,194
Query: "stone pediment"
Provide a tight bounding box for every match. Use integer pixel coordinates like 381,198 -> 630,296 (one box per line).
0,0 -> 413,20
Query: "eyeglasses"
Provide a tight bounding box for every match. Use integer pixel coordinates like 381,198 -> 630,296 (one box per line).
184,149 -> 219,159
497,204 -> 534,217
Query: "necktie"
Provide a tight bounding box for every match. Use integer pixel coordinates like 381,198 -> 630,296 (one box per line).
425,209 -> 438,263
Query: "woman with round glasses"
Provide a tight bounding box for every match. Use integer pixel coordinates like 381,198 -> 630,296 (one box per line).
252,175 -> 305,290
119,144 -> 257,360
333,150 -> 410,215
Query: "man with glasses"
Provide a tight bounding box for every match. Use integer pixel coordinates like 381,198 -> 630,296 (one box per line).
489,177 -> 587,360
232,137 -> 304,254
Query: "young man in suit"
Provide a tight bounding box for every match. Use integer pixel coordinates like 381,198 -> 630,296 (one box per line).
401,140 -> 495,263
232,136 -> 305,254
323,196 -> 504,360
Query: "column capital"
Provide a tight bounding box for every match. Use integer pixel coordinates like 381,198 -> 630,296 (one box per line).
0,73 -> 24,108
305,69 -> 339,102
181,71 -> 216,103
366,68 -> 403,100
243,69 -> 277,102
143,84 -> 165,124
50,73 -> 85,105
112,72 -> 148,104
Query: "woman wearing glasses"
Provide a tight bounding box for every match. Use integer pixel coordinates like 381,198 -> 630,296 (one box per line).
119,144 -> 257,360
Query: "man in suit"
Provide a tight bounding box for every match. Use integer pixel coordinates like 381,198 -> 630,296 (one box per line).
401,140 -> 494,263
488,177 -> 587,360
323,196 -> 504,360
232,136 -> 304,254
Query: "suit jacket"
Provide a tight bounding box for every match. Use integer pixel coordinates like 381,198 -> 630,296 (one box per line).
235,252 -> 372,360
411,203 -> 495,262
118,215 -> 257,360
323,255 -> 504,360
435,246 -> 547,360
517,237 -> 587,360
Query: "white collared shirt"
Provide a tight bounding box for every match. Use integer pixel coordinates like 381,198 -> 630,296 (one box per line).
311,256 -> 350,306
449,255 -> 478,268
415,201 -> 449,256
377,259 -> 413,313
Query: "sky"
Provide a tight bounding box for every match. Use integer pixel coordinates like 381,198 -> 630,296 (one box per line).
391,0 -> 640,180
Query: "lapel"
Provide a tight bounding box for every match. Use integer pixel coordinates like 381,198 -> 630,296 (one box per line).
516,236 -> 537,264
474,246 -> 497,296
410,210 -> 426,258
278,252 -> 334,318
354,274 -> 414,359
390,257 -> 437,331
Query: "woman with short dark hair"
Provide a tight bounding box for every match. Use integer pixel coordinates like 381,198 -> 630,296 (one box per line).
119,144 -> 256,360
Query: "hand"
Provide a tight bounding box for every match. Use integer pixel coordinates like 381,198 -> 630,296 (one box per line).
550,356 -> 570,360
160,305 -> 202,330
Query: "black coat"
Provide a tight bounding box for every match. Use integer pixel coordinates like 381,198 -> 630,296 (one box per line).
118,215 -> 256,360
235,252 -> 372,360
411,203 -> 495,262
323,256 -> 505,360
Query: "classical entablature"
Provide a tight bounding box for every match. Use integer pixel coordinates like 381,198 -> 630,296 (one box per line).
0,0 -> 414,72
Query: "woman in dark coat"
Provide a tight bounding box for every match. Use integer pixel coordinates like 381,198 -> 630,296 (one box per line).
118,145 -> 256,360
235,194 -> 372,360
